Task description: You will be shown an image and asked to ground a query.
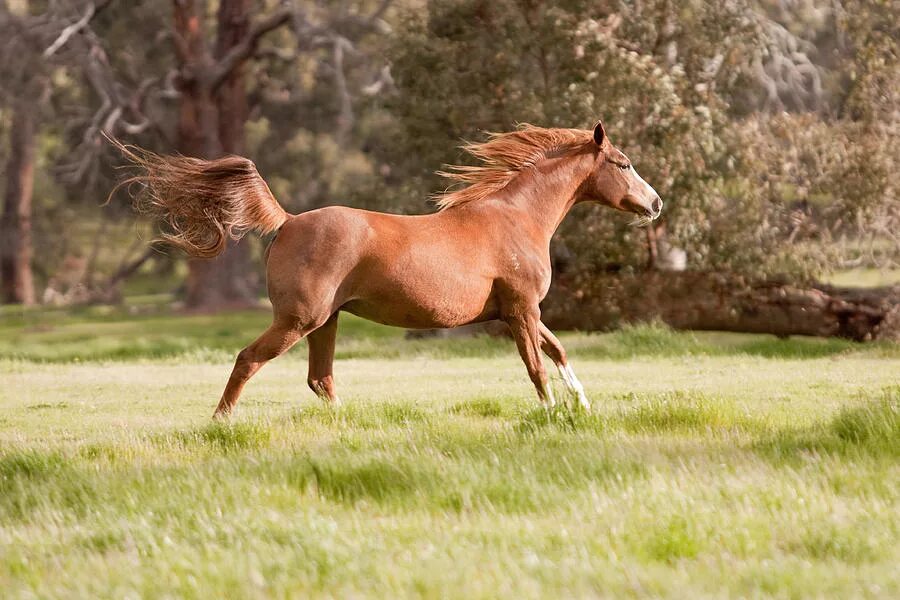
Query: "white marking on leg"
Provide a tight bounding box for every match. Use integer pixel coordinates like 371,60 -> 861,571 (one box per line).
556,362 -> 569,382
541,381 -> 557,408
558,362 -> 590,411
555,363 -> 570,409
312,382 -> 341,407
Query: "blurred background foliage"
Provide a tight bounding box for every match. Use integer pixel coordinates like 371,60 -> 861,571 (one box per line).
0,0 -> 897,312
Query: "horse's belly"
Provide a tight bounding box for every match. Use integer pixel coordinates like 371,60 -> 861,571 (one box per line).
342,275 -> 497,329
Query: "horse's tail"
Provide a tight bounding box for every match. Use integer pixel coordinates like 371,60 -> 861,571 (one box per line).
113,142 -> 288,258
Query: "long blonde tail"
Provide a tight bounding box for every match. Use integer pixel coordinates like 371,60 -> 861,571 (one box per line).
114,143 -> 288,258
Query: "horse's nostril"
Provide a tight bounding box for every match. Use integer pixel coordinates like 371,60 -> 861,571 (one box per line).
651,197 -> 663,215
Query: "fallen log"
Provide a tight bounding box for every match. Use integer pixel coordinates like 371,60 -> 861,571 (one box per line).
541,272 -> 900,342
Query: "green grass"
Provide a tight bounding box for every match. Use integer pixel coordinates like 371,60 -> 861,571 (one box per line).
1,309 -> 899,597
3,303 -> 898,363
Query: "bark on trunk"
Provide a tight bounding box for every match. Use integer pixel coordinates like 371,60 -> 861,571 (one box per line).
173,0 -> 259,310
1,103 -> 36,305
541,272 -> 900,342
215,0 -> 250,157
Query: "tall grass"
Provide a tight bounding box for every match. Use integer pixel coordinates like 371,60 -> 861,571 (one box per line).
1,307 -> 898,597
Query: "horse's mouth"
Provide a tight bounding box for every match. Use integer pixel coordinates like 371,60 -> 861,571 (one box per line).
624,206 -> 662,227
629,205 -> 662,227
624,196 -> 663,222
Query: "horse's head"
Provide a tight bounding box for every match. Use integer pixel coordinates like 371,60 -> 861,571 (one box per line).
580,121 -> 662,220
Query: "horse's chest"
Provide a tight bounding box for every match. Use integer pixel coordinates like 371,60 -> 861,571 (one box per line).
503,251 -> 552,296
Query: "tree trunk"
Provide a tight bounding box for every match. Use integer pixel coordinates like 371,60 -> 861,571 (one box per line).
215,0 -> 250,157
541,272 -> 900,342
1,103 -> 36,305
173,0 -> 259,310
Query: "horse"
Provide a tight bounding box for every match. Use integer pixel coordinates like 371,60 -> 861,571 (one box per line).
118,120 -> 661,417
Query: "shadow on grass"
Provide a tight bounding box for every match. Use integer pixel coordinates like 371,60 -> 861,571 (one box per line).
281,453 -> 541,512
514,405 -> 597,435
0,449 -> 69,481
633,515 -> 704,563
154,421 -> 272,453
449,396 -> 510,418
616,394 -> 770,435
279,447 -> 644,513
302,457 -> 423,504
286,401 -> 431,430
784,523 -> 881,564
0,449 -> 98,521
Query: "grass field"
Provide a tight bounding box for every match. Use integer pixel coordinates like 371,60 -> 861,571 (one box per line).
1,305 -> 899,598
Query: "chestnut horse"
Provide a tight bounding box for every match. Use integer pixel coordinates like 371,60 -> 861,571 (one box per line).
120,121 -> 661,417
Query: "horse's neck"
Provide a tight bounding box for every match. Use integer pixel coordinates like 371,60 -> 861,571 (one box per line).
500,152 -> 593,244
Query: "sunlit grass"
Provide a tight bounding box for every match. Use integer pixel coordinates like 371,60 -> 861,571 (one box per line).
2,306 -> 898,363
1,309 -> 898,597
823,267 -> 900,288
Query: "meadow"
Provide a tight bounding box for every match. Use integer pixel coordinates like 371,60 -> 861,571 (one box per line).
1,304 -> 898,598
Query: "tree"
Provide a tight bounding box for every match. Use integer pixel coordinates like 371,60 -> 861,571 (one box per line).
371,0 -> 898,340
0,0 -> 50,305
0,1 -> 394,309
167,0 -> 392,309
167,0 -> 292,309
381,0 -> 898,280
1,0 -> 133,305
1,100 -> 37,305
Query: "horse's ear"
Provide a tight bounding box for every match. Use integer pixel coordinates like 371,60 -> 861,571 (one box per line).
592,120 -> 606,146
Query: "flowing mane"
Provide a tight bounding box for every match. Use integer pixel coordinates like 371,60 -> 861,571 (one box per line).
433,124 -> 594,210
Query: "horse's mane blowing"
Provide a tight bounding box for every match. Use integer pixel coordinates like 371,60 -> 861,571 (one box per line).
434,124 -> 594,210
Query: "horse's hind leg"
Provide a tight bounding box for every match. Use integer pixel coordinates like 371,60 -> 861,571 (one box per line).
538,322 -> 590,411
306,312 -> 340,405
213,317 -> 304,418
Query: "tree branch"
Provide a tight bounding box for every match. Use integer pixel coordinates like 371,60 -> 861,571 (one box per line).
209,7 -> 293,91
332,36 -> 354,142
42,0 -> 112,58
369,0 -> 392,24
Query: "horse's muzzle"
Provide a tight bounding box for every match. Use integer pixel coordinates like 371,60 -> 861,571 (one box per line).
649,196 -> 663,219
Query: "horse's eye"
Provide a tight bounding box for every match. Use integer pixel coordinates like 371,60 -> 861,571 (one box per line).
619,163 -> 630,171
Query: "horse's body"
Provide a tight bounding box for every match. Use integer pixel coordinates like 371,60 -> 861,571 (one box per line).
277,206 -> 505,329
122,122 -> 661,416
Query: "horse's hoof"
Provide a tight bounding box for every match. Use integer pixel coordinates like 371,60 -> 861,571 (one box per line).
319,395 -> 342,409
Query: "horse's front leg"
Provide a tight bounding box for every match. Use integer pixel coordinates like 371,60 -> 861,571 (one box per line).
504,309 -> 556,408
538,321 -> 590,411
